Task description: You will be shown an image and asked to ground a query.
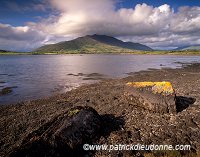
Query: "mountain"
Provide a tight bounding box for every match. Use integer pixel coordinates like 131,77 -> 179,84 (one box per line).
35,34 -> 152,53
175,45 -> 200,51
89,34 -> 152,51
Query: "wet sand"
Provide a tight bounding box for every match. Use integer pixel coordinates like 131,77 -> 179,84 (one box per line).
0,63 -> 200,157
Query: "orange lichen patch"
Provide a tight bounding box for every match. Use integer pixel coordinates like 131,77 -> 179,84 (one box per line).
126,82 -> 174,95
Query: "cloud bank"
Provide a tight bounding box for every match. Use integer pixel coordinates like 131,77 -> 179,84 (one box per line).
0,0 -> 200,51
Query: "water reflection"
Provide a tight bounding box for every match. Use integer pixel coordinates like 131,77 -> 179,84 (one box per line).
0,54 -> 200,104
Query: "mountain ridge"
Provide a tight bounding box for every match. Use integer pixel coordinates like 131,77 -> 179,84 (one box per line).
35,34 -> 152,53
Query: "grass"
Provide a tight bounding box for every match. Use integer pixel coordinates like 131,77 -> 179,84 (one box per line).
0,51 -> 29,55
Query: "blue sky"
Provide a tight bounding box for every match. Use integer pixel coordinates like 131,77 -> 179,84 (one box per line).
1,0 -> 199,26
0,0 -> 199,51
119,0 -> 200,9
0,0 -> 51,26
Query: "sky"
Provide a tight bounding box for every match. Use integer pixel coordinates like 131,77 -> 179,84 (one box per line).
0,0 -> 200,51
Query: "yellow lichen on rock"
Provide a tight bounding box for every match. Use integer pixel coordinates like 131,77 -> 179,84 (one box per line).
68,109 -> 80,117
126,81 -> 174,95
127,82 -> 155,87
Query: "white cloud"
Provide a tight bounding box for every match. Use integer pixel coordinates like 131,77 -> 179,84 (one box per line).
0,0 -> 200,51
0,24 -> 45,51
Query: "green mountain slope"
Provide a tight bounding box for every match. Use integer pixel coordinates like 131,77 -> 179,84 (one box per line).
175,45 -> 200,51
35,35 -> 152,53
182,46 -> 200,50
90,34 -> 152,51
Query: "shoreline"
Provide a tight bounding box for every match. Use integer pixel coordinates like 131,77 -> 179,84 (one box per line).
1,51 -> 200,56
0,63 -> 200,156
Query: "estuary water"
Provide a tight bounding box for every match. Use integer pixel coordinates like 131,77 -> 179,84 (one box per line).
0,54 -> 200,104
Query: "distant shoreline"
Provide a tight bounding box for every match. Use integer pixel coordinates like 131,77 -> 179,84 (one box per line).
1,50 -> 200,55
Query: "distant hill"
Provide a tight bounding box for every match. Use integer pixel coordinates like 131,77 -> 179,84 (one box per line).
175,45 -> 200,51
0,50 -> 9,53
35,34 -> 152,53
0,50 -> 16,54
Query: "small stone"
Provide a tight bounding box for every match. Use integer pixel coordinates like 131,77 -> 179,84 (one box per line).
0,87 -> 12,96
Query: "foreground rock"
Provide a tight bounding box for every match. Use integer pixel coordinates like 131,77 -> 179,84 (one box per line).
9,106 -> 101,157
125,82 -> 177,114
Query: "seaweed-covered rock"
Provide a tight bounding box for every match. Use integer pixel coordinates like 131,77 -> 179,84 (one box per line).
9,106 -> 101,157
0,87 -> 12,96
125,82 -> 176,114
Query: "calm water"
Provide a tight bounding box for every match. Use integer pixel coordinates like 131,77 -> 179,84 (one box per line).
0,54 -> 200,104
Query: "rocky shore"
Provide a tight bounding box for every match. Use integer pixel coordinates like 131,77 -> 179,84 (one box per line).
0,63 -> 200,157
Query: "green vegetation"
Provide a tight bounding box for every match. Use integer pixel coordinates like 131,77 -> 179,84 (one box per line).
33,49 -> 200,55
33,44 -> 135,55
0,50 -> 16,55
0,52 -> 23,55
0,50 -> 28,55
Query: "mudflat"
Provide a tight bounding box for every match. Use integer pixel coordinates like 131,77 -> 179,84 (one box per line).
0,63 -> 200,157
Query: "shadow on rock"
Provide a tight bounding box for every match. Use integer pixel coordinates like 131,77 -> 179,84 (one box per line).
100,114 -> 125,137
175,96 -> 196,112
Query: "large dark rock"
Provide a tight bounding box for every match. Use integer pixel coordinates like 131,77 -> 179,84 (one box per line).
9,106 -> 101,157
